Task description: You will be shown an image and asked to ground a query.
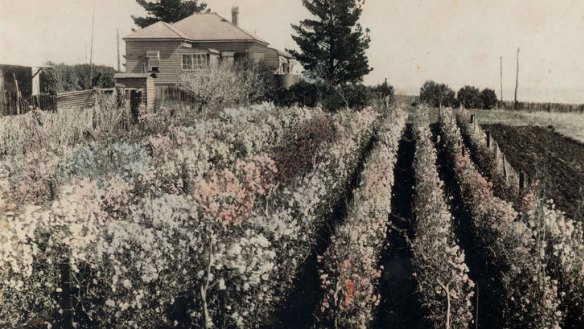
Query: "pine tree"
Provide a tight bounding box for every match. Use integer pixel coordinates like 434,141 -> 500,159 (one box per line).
289,0 -> 372,86
132,0 -> 209,28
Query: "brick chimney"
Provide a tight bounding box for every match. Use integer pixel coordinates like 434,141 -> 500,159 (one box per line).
231,6 -> 239,26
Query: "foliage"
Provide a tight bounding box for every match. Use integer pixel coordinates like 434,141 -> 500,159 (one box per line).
322,83 -> 368,111
480,88 -> 498,110
318,108 -> 406,327
273,113 -> 337,185
438,108 -> 563,328
273,80 -> 320,108
0,103 -> 381,328
273,80 -> 368,111
456,109 -> 584,327
289,0 -> 372,86
457,86 -> 481,109
40,62 -> 116,94
132,0 -> 209,28
419,81 -> 456,108
367,79 -> 395,105
411,111 -> 474,328
178,61 -> 274,113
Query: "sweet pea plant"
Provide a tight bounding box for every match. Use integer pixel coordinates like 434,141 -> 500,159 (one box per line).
454,109 -> 525,208
318,108 -> 406,328
438,108 -> 563,328
455,110 -> 584,327
411,112 -> 474,328
0,103 -> 381,328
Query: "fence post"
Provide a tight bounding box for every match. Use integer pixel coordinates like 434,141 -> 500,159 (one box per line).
13,73 -> 21,115
519,171 -> 526,191
486,130 -> 491,148
502,154 -> 508,183
130,89 -> 142,125
470,114 -> 475,124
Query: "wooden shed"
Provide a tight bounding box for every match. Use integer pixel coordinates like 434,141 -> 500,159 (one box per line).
114,73 -> 155,111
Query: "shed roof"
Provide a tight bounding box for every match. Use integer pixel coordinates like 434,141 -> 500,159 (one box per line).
114,73 -> 152,79
125,13 -> 269,45
269,48 -> 294,58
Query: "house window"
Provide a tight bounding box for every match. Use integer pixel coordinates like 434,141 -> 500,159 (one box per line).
280,62 -> 290,74
147,50 -> 160,72
182,53 -> 209,70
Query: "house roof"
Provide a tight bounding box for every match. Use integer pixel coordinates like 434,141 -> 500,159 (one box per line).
125,21 -> 190,40
125,13 -> 269,45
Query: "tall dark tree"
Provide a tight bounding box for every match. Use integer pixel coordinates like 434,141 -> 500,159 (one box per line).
420,81 -> 456,108
480,88 -> 498,110
457,85 -> 482,109
289,0 -> 372,86
132,0 -> 209,28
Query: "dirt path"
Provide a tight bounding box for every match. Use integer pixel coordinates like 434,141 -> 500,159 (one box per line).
484,124 -> 584,221
373,125 -> 426,329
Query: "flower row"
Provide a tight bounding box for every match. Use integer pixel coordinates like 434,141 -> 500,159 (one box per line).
437,108 -> 563,328
410,112 -> 475,328
317,108 -> 406,327
454,110 -> 584,327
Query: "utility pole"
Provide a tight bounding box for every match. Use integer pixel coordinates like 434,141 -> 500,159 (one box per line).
117,28 -> 121,72
514,48 -> 520,109
89,1 -> 96,88
499,56 -> 503,106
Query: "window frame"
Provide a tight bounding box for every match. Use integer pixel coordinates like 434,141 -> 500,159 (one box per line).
182,53 -> 210,71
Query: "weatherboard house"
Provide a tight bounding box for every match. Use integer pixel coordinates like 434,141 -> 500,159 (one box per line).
120,7 -> 300,92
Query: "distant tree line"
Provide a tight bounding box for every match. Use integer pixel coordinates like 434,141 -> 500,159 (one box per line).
419,80 -> 498,110
40,62 -> 116,94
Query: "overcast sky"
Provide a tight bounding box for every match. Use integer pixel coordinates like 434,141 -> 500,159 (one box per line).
1,0 -> 583,103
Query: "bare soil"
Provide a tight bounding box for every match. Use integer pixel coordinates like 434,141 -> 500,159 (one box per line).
483,124 -> 584,221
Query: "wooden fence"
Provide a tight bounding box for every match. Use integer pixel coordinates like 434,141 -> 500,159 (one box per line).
0,88 -> 124,116
499,100 -> 584,113
1,92 -> 57,115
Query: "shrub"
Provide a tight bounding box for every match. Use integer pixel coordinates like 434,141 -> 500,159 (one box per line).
178,61 -> 274,113
40,62 -> 116,94
273,80 -> 320,107
273,80 -> 368,111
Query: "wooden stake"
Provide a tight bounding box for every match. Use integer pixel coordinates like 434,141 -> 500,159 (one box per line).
13,73 -> 21,115
500,56 -> 504,105
486,130 -> 491,148
117,28 -> 121,72
502,154 -> 508,182
514,48 -> 520,109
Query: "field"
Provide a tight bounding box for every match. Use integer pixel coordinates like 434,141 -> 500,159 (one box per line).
0,103 -> 583,329
472,108 -> 584,144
